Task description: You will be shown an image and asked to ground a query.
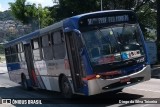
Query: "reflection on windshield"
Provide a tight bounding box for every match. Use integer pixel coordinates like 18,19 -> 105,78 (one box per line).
82,24 -> 144,65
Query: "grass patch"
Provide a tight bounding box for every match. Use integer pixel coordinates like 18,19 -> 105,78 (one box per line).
0,54 -> 5,62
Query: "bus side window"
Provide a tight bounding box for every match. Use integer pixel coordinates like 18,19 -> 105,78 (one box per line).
11,45 -> 18,54
41,34 -> 53,60
10,45 -> 19,63
17,43 -> 24,62
18,43 -> 23,52
5,47 -> 12,63
6,56 -> 12,63
52,31 -> 65,60
32,38 -> 41,61
5,47 -> 11,55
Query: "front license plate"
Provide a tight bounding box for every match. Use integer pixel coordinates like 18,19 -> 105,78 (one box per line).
120,77 -> 130,83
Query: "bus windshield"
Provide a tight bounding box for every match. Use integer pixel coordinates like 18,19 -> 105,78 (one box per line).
82,24 -> 144,65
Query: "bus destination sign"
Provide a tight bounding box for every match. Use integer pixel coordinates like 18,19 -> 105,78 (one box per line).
87,15 -> 129,25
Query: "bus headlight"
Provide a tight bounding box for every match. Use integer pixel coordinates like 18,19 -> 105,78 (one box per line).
96,75 -> 101,78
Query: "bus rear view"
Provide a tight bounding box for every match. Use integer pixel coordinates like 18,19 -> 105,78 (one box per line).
75,10 -> 151,95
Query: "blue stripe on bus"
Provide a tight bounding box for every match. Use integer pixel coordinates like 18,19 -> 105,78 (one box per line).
122,64 -> 143,75
137,25 -> 149,64
7,63 -> 21,71
82,48 -> 93,75
81,81 -> 89,96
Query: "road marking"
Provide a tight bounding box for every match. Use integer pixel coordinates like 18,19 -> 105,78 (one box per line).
0,73 -> 6,74
141,104 -> 151,107
130,88 -> 160,93
151,67 -> 160,71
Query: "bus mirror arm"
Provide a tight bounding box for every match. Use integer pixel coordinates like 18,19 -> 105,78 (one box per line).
73,29 -> 81,35
64,28 -> 81,36
80,48 -> 85,56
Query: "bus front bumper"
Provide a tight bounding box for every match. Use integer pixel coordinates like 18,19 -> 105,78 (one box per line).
87,65 -> 151,96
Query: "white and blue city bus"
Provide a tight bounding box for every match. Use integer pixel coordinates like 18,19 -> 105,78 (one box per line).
4,10 -> 151,98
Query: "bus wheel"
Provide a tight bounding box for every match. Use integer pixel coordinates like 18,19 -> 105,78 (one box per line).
21,76 -> 30,90
60,76 -> 73,98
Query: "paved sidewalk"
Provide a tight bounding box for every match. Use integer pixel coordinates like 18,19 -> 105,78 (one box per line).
0,62 -> 7,74
151,64 -> 160,78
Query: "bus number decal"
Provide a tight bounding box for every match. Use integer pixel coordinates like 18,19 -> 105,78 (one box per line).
98,55 -> 115,64
87,15 -> 129,25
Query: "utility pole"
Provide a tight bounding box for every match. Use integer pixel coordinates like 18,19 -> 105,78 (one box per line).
157,0 -> 160,60
157,0 -> 160,41
37,6 -> 40,29
101,0 -> 103,11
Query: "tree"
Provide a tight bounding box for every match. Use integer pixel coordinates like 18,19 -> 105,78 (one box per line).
50,0 -> 156,40
51,0 -> 99,21
9,0 -> 53,30
135,0 -> 156,40
9,0 -> 29,24
37,4 -> 53,28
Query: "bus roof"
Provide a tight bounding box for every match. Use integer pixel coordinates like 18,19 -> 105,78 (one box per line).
73,10 -> 133,18
4,30 -> 39,48
5,10 -> 135,48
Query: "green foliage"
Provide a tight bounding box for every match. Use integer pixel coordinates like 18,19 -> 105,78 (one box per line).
9,0 -> 28,24
52,0 -> 99,21
9,0 -> 157,40
0,10 -> 15,21
136,1 -> 156,40
5,34 -> 19,41
37,4 -> 53,28
50,0 -> 156,40
9,0 -> 53,29
0,44 -> 4,54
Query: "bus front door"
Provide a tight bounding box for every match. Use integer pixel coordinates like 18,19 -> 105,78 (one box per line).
65,32 -> 83,93
24,44 -> 37,87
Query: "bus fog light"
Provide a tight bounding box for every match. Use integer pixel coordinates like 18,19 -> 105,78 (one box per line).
127,82 -> 131,84
105,87 -> 109,89
96,75 -> 100,78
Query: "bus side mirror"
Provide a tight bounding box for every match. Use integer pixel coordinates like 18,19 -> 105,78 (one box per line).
73,29 -> 81,36
80,48 -> 85,55
73,29 -> 84,54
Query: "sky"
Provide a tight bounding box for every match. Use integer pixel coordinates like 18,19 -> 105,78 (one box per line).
0,0 -> 55,12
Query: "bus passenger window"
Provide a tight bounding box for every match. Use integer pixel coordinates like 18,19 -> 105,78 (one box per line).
18,43 -> 23,52
5,47 -> 12,63
17,43 -> 24,62
21,53 -> 25,62
32,38 -> 40,49
52,31 -> 65,59
41,35 -> 53,60
11,45 -> 18,54
32,38 -> 41,61
53,32 -> 62,44
6,56 -> 12,63
5,47 -> 11,55
11,54 -> 19,62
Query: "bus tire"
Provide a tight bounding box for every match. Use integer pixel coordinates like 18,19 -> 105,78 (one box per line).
60,76 -> 73,98
21,75 -> 31,90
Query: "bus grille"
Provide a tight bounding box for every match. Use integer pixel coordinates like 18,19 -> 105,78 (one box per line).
100,65 -> 143,79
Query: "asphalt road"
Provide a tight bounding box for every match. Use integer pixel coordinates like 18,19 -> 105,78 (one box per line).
0,64 -> 160,107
